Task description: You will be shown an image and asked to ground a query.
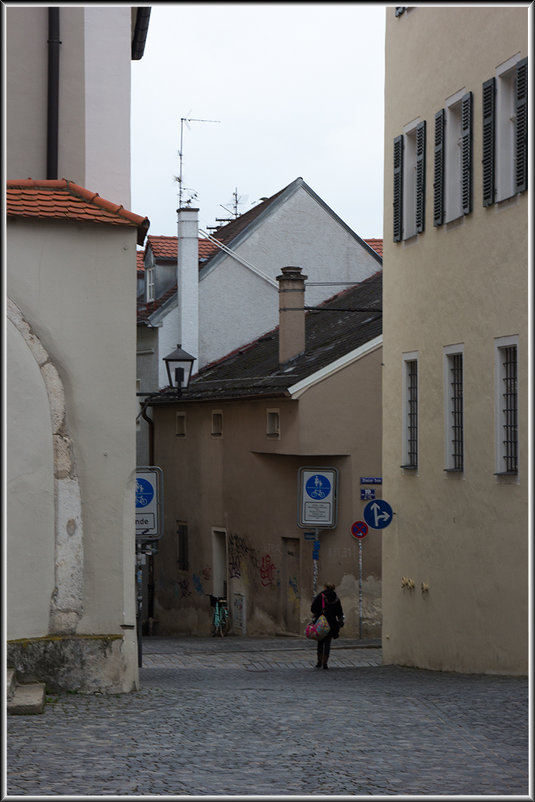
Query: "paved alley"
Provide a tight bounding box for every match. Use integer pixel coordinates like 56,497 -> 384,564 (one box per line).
6,635 -> 529,797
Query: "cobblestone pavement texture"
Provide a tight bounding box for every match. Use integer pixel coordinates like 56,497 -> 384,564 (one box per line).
6,636 -> 529,798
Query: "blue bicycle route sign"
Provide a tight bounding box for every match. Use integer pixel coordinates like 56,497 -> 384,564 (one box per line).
298,467 -> 338,529
363,499 -> 394,530
305,474 -> 331,500
135,467 -> 163,539
135,478 -> 154,508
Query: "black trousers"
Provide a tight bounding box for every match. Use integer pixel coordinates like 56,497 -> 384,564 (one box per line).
317,633 -> 333,662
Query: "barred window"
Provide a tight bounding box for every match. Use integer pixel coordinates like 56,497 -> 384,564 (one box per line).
498,345 -> 518,474
402,355 -> 418,469
444,350 -> 464,471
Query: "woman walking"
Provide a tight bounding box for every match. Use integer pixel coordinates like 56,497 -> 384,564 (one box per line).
311,582 -> 344,669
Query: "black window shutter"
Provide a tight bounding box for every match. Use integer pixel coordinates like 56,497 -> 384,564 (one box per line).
461,91 -> 473,215
416,121 -> 426,233
393,135 -> 404,242
433,109 -> 445,227
515,57 -> 528,194
482,77 -> 496,207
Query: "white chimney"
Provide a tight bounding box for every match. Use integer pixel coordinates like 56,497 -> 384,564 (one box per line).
276,266 -> 308,365
177,207 -> 199,370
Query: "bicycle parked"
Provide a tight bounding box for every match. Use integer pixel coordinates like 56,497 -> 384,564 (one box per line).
209,594 -> 231,637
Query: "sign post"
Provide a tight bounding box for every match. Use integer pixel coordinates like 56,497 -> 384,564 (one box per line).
298,468 -> 338,600
135,467 -> 163,668
351,521 -> 368,639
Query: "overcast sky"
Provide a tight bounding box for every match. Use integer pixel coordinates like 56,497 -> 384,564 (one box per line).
131,3 -> 386,241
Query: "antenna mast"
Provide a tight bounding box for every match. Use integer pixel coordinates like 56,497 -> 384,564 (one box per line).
178,116 -> 220,208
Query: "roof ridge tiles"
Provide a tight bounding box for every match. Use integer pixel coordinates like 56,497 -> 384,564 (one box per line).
7,178 -> 150,245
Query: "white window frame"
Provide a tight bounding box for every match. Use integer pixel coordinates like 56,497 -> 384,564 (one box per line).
146,267 -> 155,302
176,412 -> 186,437
443,344 -> 464,472
266,408 -> 280,438
211,410 -> 223,438
494,335 -> 519,475
401,352 -> 418,470
402,118 -> 419,239
445,88 -> 466,223
495,53 -> 522,203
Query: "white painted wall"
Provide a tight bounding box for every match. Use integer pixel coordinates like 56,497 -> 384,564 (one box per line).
7,220 -> 138,651
83,6 -> 131,206
198,184 -> 380,367
6,6 -> 131,204
6,320 -> 56,639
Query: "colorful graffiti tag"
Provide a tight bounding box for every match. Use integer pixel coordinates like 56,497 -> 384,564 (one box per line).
260,554 -> 277,587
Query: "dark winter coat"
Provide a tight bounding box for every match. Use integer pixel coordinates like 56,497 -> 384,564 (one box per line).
311,589 -> 344,639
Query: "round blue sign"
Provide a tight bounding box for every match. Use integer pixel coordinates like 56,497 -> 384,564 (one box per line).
363,499 -> 393,529
305,474 -> 331,500
136,478 -> 154,508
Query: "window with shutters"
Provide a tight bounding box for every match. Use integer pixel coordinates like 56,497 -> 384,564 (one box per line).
401,353 -> 418,470
443,346 -> 464,472
483,55 -> 528,206
393,120 -> 426,241
434,89 -> 472,226
494,336 -> 518,476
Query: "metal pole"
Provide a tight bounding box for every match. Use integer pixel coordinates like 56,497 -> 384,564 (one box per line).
313,528 -> 320,596
136,546 -> 143,667
358,540 -> 363,640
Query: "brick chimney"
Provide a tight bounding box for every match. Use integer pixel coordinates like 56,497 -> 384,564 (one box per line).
177,206 -> 199,367
277,266 -> 308,365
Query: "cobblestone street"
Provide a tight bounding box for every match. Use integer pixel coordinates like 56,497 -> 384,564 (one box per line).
6,636 -> 529,797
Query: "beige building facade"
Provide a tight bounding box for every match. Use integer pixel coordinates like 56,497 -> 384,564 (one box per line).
147,272 -> 384,639
382,6 -> 529,674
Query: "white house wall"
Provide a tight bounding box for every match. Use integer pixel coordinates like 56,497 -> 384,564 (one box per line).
6,6 -> 131,205
7,220 -> 138,675
198,184 -> 380,367
83,7 -> 131,207
7,319 -> 56,639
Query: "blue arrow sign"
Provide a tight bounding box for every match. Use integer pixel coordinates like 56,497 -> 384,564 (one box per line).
363,499 -> 393,529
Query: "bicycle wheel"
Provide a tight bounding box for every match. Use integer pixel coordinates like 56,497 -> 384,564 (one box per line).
211,611 -> 220,637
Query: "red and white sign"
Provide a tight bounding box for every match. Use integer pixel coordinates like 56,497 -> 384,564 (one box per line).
351,521 -> 368,539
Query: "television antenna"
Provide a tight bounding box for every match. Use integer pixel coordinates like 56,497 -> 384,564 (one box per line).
177,115 -> 220,209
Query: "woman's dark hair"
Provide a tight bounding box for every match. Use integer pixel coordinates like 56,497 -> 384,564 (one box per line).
324,583 -> 336,591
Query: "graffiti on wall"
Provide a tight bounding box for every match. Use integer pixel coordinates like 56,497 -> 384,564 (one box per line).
176,578 -> 191,598
288,575 -> 299,597
228,532 -> 252,580
192,573 -> 204,595
260,554 -> 277,587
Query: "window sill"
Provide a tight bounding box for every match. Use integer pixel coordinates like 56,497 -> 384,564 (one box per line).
444,468 -> 463,473
400,464 -> 417,470
494,471 -> 518,476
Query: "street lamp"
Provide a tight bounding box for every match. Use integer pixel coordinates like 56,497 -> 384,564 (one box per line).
163,344 -> 195,394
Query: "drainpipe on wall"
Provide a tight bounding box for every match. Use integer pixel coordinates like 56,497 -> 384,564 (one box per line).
276,266 -> 308,365
47,8 -> 61,180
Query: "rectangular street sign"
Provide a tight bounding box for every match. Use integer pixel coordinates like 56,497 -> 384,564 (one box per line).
136,466 -> 163,539
360,477 -> 382,484
298,467 -> 338,529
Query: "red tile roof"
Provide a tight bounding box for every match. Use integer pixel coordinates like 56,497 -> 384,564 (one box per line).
137,251 -> 145,273
6,179 -> 150,245
147,234 -> 219,262
364,239 -> 383,258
